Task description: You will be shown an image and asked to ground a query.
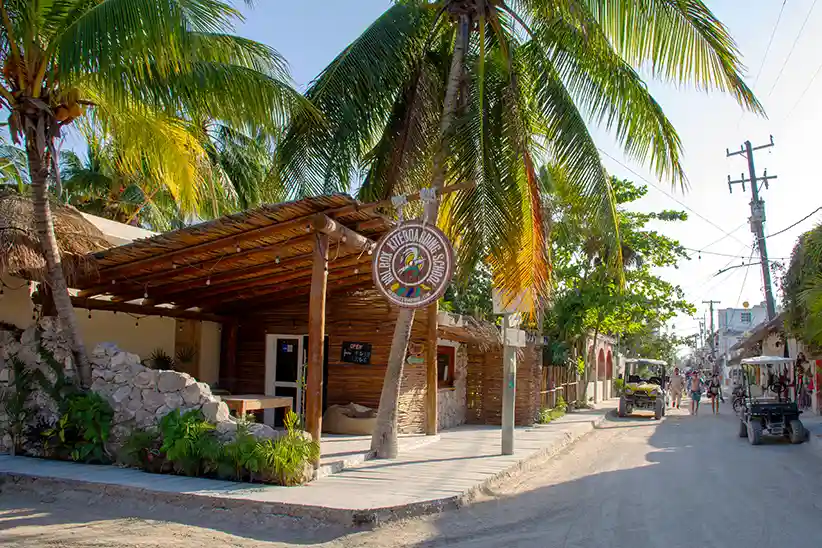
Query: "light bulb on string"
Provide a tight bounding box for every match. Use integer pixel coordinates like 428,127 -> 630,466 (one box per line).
275,256 -> 280,264
206,278 -> 211,286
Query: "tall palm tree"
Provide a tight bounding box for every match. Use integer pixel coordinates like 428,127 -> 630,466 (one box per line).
280,0 -> 761,457
0,0 -> 305,387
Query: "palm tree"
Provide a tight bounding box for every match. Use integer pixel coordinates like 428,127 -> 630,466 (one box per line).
280,0 -> 761,457
1,0 -> 305,387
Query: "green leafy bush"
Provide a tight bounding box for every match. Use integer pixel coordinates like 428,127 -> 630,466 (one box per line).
44,392 -> 114,463
0,357 -> 34,455
159,409 -> 221,476
120,429 -> 166,473
256,411 -> 319,486
218,424 -> 262,481
613,378 -> 625,395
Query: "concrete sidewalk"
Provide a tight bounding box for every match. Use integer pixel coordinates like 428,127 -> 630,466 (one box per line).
0,402 -> 613,525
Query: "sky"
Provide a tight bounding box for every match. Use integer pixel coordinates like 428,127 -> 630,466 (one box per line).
46,1 -> 812,343
233,1 -> 822,342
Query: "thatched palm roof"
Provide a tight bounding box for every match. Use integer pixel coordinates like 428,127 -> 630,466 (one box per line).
0,187 -> 111,284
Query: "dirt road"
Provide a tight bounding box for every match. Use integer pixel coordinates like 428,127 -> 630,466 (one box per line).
3,404 -> 822,547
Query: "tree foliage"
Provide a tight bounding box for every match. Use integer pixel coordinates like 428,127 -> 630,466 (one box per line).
784,224 -> 822,351
543,175 -> 695,365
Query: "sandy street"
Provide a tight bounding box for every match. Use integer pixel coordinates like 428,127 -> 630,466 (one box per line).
3,404 -> 822,547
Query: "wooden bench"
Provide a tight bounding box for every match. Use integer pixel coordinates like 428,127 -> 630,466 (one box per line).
221,395 -> 293,419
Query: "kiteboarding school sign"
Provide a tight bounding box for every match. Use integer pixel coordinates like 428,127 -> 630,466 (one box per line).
372,221 -> 454,308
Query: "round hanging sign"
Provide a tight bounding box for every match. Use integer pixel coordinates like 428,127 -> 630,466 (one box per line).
372,220 -> 454,308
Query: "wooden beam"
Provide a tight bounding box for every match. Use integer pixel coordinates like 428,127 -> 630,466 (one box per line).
312,214 -> 376,252
306,232 -> 329,460
426,301 -> 438,436
166,255 -> 369,308
31,293 -> 232,323
78,234 -> 315,297
90,216 -> 318,284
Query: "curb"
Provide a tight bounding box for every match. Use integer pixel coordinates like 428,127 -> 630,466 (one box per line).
0,411 -> 610,527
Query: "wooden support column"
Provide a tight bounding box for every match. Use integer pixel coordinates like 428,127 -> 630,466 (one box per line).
425,302 -> 438,435
305,232 -> 329,458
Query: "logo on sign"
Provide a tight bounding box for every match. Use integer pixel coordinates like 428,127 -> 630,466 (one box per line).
372,221 -> 454,308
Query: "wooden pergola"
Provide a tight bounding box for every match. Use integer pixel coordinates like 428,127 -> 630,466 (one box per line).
54,194 -> 411,447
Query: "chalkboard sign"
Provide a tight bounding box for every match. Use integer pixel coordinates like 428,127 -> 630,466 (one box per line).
341,341 -> 372,365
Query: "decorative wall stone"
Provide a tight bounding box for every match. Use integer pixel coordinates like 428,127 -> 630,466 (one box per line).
0,321 -> 285,456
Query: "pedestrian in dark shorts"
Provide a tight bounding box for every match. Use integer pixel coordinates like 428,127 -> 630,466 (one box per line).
689,372 -> 703,416
708,373 -> 722,415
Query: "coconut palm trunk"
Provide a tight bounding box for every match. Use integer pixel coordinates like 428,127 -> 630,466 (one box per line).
24,114 -> 91,387
371,14 -> 471,458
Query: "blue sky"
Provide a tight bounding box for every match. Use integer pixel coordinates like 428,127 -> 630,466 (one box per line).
232,1 -> 822,341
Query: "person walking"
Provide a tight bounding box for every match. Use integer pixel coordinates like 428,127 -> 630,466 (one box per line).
669,367 -> 685,409
708,373 -> 722,415
689,372 -> 703,416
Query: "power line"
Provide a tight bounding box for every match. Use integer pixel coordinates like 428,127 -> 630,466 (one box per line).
766,206 -> 822,238
598,148 -> 748,246
696,222 -> 748,251
782,61 -> 822,123
766,0 -> 820,98
735,248 -> 756,307
753,0 -> 788,90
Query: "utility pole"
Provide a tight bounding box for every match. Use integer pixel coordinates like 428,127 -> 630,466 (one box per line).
703,300 -> 720,373
726,137 -> 778,320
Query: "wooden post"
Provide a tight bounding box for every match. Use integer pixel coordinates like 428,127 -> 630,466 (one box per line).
425,302 -> 438,435
306,233 -> 329,457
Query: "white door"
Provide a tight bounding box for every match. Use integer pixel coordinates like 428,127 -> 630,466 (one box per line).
264,334 -> 305,425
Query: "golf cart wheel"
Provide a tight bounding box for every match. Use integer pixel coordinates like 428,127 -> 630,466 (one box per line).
789,420 -> 805,444
618,396 -> 627,417
654,400 -> 663,420
738,420 -> 748,438
748,420 -> 763,445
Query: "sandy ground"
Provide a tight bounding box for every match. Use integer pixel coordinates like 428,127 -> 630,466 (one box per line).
3,402 -> 822,547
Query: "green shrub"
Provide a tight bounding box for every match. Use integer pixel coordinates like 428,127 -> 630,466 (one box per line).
159,409 -> 221,476
218,424 -> 262,482
614,378 -> 625,395
44,392 -> 114,463
120,428 -> 166,472
556,395 -> 568,412
256,411 -> 319,486
0,357 -> 34,455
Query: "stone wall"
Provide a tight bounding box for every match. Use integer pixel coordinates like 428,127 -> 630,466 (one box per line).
437,344 -> 468,430
0,319 -> 276,456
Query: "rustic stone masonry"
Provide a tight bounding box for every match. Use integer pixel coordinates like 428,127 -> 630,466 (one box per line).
0,319 -> 279,455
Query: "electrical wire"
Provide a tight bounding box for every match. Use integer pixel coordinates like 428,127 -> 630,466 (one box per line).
753,0 -> 788,90
735,248 -> 757,307
766,206 -> 822,238
766,0 -> 820,98
782,61 -> 822,123
598,148 -> 749,246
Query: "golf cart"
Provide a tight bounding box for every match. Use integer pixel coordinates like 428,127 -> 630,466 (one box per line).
737,355 -> 805,445
618,358 -> 667,420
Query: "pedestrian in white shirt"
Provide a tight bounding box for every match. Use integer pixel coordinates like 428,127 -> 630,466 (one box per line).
669,368 -> 685,409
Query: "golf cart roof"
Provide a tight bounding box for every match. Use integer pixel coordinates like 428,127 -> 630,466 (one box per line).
740,355 -> 794,365
624,358 -> 668,366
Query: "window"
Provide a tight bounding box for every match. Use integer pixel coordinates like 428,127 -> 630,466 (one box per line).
437,346 -> 456,388
740,311 -> 752,323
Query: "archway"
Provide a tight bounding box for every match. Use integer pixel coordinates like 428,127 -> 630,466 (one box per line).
606,351 -> 613,379
597,348 -> 606,380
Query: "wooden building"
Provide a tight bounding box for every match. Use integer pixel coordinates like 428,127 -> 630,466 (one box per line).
60,195 -> 544,453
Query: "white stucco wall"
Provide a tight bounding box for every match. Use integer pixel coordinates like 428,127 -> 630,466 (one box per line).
199,321 -> 222,386
0,275 -> 34,329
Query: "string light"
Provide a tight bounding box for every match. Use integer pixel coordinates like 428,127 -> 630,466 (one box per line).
206,278 -> 211,286
236,244 -> 241,253
88,312 -> 92,319
275,256 -> 280,264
